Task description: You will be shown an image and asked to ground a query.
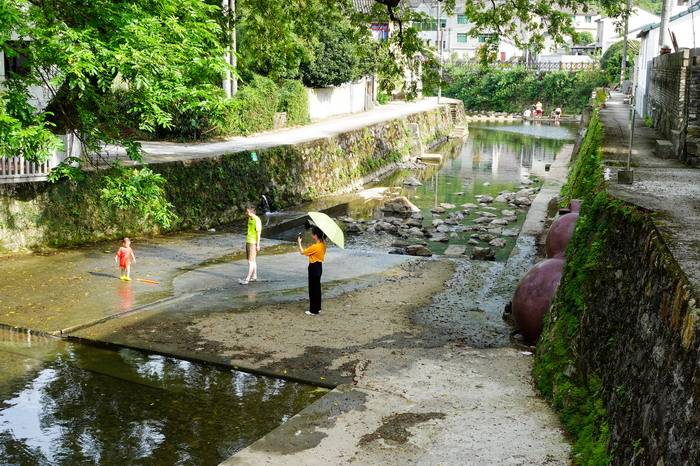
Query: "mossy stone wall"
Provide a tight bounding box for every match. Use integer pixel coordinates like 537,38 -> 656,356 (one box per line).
0,106 -> 455,250
535,109 -> 700,464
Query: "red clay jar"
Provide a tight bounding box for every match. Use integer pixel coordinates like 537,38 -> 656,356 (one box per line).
545,212 -> 579,258
512,257 -> 565,344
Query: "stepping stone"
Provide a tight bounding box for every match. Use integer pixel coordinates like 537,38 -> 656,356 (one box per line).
444,245 -> 467,256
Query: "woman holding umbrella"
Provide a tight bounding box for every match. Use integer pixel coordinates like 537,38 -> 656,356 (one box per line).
297,212 -> 345,316
297,226 -> 327,316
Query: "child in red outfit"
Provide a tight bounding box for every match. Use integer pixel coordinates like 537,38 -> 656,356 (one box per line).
115,237 -> 136,281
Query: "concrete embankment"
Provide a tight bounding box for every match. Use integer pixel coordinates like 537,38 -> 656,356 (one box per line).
535,94 -> 700,464
0,100 -> 460,252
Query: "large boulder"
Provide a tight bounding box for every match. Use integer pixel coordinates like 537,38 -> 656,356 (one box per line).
382,196 -> 421,215
512,257 -> 564,344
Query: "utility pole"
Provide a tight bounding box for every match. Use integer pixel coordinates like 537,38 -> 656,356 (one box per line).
619,0 -> 631,85
437,0 -> 443,103
659,0 -> 672,49
222,0 -> 237,98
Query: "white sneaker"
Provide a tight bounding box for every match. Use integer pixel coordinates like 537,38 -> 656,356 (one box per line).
238,279 -> 249,285
305,311 -> 319,316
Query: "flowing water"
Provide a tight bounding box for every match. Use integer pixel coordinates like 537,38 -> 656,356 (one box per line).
0,329 -> 325,466
265,122 -> 575,261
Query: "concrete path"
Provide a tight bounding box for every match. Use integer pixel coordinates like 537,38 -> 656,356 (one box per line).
600,92 -> 700,290
137,99 -> 448,163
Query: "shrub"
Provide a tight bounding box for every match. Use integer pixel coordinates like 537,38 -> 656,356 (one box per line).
601,40 -> 638,84
219,75 -> 280,136
444,65 -> 608,114
278,80 -> 310,126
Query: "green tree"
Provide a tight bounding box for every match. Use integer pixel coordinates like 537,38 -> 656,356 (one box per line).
301,19 -> 361,87
601,39 -> 639,83
574,31 -> 595,45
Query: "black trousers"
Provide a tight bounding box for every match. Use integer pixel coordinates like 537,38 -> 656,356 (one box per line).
308,262 -> 323,313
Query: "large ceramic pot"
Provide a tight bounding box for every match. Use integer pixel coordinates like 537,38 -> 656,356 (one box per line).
568,199 -> 582,213
545,212 -> 579,258
512,257 -> 565,344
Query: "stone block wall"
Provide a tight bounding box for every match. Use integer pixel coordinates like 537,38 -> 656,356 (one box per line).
686,54 -> 700,165
646,48 -> 700,165
543,196 -> 700,464
647,50 -> 689,153
0,105 -> 457,251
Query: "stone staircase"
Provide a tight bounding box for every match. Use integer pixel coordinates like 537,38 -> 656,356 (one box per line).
450,125 -> 469,139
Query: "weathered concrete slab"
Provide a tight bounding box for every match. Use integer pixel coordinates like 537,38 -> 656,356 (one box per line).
224,347 -> 569,466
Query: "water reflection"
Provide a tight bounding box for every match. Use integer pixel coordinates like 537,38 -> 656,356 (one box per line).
0,329 -> 324,466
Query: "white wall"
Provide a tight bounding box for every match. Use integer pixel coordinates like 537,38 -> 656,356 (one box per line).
597,7 -> 660,54
306,77 -> 373,121
635,4 -> 700,116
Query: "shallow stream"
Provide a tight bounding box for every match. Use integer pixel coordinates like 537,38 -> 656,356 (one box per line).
0,328 -> 325,465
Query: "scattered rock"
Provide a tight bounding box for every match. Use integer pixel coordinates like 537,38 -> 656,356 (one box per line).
432,219 -> 444,227
471,247 -> 496,261
392,240 -> 410,248
407,227 -> 426,237
439,202 -> 456,210
436,224 -> 451,233
489,238 -> 507,248
461,203 -> 478,209
476,211 -> 496,218
514,197 -> 532,206
478,233 -> 496,242
405,218 -> 423,228
405,244 -> 432,256
429,233 -> 449,242
490,218 -> 509,226
430,206 -> 446,214
494,194 -> 510,203
382,196 -> 421,214
478,195 -> 494,203
520,178 -> 534,186
403,176 -> 423,186
345,223 -> 364,235
468,239 -> 480,245
444,245 -> 467,256
502,228 -> 519,237
453,192 -> 464,196
486,227 -> 503,235
473,217 -> 493,224
501,209 -> 516,217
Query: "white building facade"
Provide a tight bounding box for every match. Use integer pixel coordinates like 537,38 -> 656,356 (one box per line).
635,2 -> 700,117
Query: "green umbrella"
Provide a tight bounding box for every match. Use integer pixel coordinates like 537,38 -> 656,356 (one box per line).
308,212 -> 345,249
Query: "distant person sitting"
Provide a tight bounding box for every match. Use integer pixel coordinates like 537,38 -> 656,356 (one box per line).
534,101 -> 543,117
523,108 -> 532,119
554,107 -> 562,122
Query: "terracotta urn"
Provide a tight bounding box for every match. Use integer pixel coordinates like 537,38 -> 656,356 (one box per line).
545,212 -> 579,258
512,257 -> 565,344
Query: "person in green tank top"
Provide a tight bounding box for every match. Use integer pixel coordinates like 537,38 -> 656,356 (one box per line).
239,204 -> 262,285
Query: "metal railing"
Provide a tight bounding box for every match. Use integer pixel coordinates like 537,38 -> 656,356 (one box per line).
0,133 -> 79,184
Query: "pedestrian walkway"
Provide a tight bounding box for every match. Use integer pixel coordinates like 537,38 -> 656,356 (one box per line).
138,98 -> 451,164
600,92 -> 700,290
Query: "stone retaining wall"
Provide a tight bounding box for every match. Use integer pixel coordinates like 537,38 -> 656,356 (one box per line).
572,200 -> 699,463
0,106 -> 457,251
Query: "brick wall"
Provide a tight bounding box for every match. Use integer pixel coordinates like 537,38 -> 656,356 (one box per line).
687,55 -> 700,165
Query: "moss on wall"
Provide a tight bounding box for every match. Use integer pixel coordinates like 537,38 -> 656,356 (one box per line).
535,104 -> 700,464
0,105 -> 455,250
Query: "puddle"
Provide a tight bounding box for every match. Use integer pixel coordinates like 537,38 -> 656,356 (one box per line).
0,328 -> 325,465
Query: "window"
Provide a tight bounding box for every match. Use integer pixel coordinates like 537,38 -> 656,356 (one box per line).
477,35 -> 486,43
585,15 -> 592,23
415,18 -> 447,31
457,33 -> 468,43
457,15 -> 467,25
